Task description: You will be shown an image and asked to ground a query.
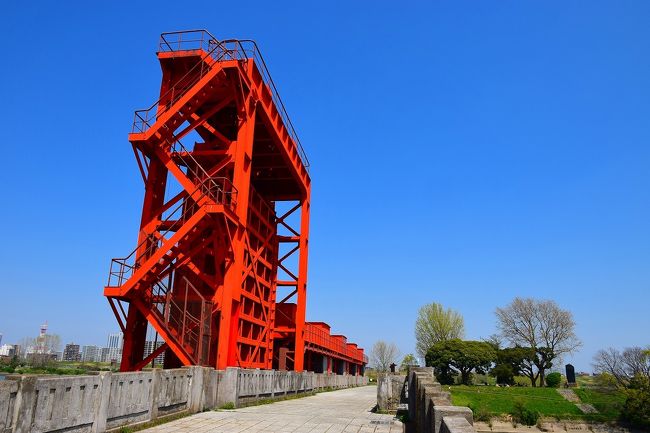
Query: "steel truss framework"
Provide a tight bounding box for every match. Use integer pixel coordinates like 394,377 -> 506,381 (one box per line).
104,30 -> 366,374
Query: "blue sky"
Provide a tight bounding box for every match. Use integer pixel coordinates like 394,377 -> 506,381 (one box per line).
1,1 -> 649,372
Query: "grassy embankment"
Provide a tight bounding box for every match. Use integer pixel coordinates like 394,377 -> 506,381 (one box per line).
0,361 -> 116,375
449,379 -> 625,423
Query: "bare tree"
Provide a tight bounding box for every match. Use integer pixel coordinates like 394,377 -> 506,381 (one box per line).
415,302 -> 464,360
496,297 -> 581,386
370,340 -> 400,372
40,334 -> 61,354
16,337 -> 33,359
484,334 -> 503,350
593,346 -> 650,387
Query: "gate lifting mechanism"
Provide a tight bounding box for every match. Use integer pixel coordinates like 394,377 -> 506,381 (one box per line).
104,30 -> 367,374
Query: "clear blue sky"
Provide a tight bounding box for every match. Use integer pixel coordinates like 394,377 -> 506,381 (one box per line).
1,1 -> 648,372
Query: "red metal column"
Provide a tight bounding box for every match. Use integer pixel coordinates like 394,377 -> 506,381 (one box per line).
217,101 -> 256,370
294,199 -> 310,371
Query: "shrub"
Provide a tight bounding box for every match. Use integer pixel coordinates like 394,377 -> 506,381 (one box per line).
510,400 -> 540,426
620,377 -> 650,429
545,372 -> 562,388
469,403 -> 491,422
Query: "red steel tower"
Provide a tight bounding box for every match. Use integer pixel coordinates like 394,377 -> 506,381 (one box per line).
104,30 -> 366,374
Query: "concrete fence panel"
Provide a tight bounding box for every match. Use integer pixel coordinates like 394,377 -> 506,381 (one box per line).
106,372 -> 153,430
155,369 -> 192,415
199,368 -> 219,410
21,375 -> 103,433
237,369 -> 258,398
0,380 -> 19,433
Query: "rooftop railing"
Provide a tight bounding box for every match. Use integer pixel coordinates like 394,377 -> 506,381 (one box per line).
304,323 -> 365,363
133,30 -> 309,171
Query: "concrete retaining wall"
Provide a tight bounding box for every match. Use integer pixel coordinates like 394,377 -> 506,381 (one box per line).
408,367 -> 475,433
0,367 -> 367,433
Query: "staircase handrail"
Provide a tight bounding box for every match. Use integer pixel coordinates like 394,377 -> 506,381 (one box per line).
107,175 -> 236,287
159,29 -> 218,53
132,34 -> 239,134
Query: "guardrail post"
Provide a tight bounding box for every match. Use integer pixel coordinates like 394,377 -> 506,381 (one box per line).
149,368 -> 162,421
187,366 -> 204,413
216,367 -> 239,408
13,376 -> 38,433
91,371 -> 111,433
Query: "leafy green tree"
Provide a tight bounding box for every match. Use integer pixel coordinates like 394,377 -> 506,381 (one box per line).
415,303 -> 464,360
490,363 -> 515,385
425,339 -> 496,385
506,346 -> 554,387
399,353 -> 418,373
491,346 -> 539,386
426,340 -> 459,384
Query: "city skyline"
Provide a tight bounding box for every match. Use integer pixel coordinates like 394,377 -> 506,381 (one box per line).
0,324 -> 122,352
0,325 -> 169,367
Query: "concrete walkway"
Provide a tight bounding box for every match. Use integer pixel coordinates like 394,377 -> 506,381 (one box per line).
142,386 -> 403,433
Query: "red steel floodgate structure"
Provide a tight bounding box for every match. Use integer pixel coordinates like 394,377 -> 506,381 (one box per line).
103,30 -> 366,375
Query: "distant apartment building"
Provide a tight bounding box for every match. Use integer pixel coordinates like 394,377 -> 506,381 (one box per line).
62,343 -> 81,362
107,332 -> 122,349
12,344 -> 23,358
81,345 -> 101,362
144,339 -> 166,366
103,332 -> 123,363
100,347 -> 111,363
0,344 -> 14,357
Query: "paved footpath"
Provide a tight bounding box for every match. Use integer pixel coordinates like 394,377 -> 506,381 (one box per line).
143,385 -> 403,433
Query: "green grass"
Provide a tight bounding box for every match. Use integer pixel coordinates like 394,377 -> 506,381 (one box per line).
573,388 -> 625,421
450,385 -> 583,419
1,365 -> 90,375
450,385 -> 627,423
0,360 -> 117,376
575,375 -> 598,388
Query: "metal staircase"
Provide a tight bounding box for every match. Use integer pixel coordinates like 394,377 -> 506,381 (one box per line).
105,61 -> 239,367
